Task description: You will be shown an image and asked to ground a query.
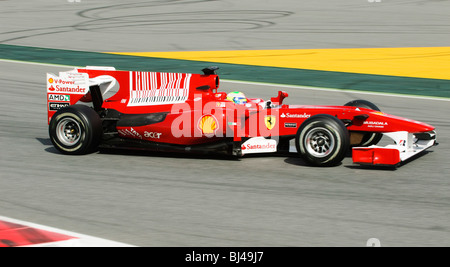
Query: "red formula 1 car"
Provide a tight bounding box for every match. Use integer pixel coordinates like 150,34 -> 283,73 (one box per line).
46,67 -> 437,167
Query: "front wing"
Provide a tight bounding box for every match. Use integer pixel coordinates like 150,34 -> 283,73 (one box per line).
352,131 -> 437,166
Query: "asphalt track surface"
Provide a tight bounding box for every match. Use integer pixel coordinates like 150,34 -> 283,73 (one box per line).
1,0 -> 450,247
2,0 -> 450,51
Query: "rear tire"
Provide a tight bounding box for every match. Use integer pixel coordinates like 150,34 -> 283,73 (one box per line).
49,105 -> 102,155
295,114 -> 349,167
344,100 -> 383,147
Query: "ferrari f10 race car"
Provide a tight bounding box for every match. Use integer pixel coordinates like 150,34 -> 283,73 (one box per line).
46,66 -> 437,167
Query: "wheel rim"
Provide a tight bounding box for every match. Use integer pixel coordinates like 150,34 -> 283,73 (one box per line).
56,117 -> 81,146
304,127 -> 335,158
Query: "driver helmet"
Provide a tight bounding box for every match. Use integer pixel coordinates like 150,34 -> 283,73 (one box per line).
226,91 -> 248,104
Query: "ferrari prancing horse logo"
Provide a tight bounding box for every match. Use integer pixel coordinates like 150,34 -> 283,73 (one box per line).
265,115 -> 276,130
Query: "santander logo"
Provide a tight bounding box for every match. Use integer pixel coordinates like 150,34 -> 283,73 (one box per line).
280,113 -> 311,119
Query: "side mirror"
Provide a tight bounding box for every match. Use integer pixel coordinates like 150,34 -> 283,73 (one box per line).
271,91 -> 289,105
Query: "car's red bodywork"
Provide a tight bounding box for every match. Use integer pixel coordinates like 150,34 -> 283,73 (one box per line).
46,67 -> 437,167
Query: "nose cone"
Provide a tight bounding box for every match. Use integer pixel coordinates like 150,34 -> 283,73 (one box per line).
370,111 -> 435,133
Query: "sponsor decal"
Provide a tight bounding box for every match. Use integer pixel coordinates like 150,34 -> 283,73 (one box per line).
364,121 -> 388,128
198,115 -> 218,136
241,143 -> 277,151
280,113 -> 311,119
144,131 -> 162,139
47,72 -> 88,95
128,71 -> 191,106
49,102 -> 69,111
241,137 -> 277,155
118,127 -> 142,139
265,115 -> 276,130
48,94 -> 70,102
48,85 -> 86,94
284,122 -> 297,128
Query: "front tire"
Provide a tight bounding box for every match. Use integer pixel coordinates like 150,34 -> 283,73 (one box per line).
49,105 -> 102,155
344,100 -> 383,147
295,114 -> 349,167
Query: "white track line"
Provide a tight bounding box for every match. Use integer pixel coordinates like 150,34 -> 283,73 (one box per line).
0,215 -> 135,247
1,58 -> 449,102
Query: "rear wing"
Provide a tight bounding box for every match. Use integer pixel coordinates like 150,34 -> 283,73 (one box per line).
46,66 -> 117,124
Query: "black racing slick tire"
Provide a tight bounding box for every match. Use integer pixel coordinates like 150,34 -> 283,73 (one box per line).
295,114 -> 350,167
49,105 -> 102,155
344,99 -> 383,147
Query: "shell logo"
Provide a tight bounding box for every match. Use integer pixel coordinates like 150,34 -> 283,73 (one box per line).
198,115 -> 218,136
48,78 -> 54,83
